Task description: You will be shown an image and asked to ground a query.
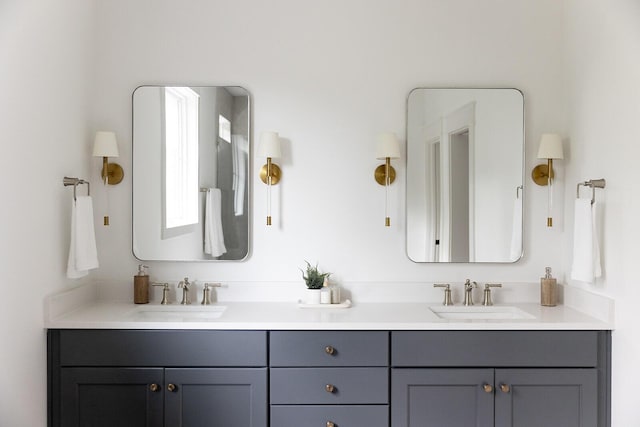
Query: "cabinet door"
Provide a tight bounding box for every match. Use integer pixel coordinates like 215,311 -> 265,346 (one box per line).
495,369 -> 598,427
165,368 -> 268,427
60,367 -> 163,427
392,368 -> 494,427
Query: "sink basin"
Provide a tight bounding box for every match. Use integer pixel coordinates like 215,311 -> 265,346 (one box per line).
134,305 -> 227,321
430,305 -> 535,320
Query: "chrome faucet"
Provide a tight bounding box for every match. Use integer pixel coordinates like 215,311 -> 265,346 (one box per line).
482,283 -> 502,306
178,277 -> 191,305
463,279 -> 478,306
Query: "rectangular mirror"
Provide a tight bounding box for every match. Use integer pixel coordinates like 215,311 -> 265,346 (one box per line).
407,88 -> 524,263
133,86 -> 250,261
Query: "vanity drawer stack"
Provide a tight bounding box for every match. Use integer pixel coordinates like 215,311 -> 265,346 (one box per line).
269,331 -> 390,427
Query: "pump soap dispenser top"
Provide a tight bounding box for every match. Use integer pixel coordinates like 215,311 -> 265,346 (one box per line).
540,267 -> 557,307
134,264 -> 150,304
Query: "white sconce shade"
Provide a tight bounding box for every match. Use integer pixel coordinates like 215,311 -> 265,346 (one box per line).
92,131 -> 120,158
537,133 -> 563,160
257,131 -> 282,158
375,132 -> 401,160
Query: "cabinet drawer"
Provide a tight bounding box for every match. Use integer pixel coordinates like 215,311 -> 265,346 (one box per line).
271,405 -> 389,427
392,331 -> 599,367
57,330 -> 267,367
270,331 -> 388,366
270,367 -> 389,404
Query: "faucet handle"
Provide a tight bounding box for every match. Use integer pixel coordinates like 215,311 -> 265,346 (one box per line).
152,283 -> 171,305
433,284 -> 453,306
482,283 -> 502,306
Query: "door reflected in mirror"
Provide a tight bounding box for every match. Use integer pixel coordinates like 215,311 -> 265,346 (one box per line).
133,86 -> 250,261
407,88 -> 524,263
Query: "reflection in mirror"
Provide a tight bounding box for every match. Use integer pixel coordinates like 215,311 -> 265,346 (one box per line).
407,88 -> 524,263
133,86 -> 250,261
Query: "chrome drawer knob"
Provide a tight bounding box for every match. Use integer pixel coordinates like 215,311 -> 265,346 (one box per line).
325,384 -> 336,393
325,346 -> 335,355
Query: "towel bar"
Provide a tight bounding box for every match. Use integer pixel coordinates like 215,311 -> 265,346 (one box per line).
63,177 -> 90,201
576,179 -> 605,204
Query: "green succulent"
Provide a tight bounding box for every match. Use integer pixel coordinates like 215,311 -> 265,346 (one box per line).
301,261 -> 331,289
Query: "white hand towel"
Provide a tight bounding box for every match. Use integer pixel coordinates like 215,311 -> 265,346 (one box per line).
204,188 -> 227,257
571,198 -> 602,283
509,197 -> 523,261
67,196 -> 99,279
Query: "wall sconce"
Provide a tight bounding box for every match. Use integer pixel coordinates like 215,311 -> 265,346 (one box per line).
92,131 -> 123,186
531,133 -> 564,227
92,131 -> 123,226
374,132 -> 401,227
257,131 -> 282,226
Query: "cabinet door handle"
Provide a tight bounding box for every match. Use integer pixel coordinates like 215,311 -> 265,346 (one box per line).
500,383 -> 511,393
149,383 -> 160,392
167,383 -> 177,392
325,345 -> 335,355
326,422 -> 336,427
482,383 -> 493,393
325,384 -> 336,393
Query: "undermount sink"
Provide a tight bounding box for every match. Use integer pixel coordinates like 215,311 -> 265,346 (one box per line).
134,305 -> 227,321
430,305 -> 535,320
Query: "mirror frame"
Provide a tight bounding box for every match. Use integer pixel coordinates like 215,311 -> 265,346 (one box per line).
405,87 -> 525,263
132,85 -> 252,262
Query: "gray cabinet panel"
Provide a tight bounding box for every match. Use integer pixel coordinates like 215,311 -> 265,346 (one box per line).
59,330 -> 267,367
391,368 -> 494,427
271,405 -> 389,427
60,367 -> 163,427
270,330 -> 389,366
164,368 -> 267,427
495,369 -> 598,427
392,331 -> 599,367
270,367 -> 389,404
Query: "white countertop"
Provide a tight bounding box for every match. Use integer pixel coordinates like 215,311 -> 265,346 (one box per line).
45,300 -> 612,330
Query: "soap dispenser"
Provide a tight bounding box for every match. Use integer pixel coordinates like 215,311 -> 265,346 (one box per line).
134,264 -> 150,304
540,267 -> 557,307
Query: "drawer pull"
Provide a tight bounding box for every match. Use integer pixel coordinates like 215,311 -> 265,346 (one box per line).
482,383 -> 493,393
149,383 -> 160,392
325,384 -> 336,393
167,383 -> 177,392
326,422 -> 336,427
500,384 -> 511,393
325,345 -> 335,355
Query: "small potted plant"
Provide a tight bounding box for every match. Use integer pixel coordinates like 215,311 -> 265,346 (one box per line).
301,261 -> 331,304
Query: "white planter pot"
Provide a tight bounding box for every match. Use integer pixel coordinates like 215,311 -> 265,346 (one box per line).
305,289 -> 322,304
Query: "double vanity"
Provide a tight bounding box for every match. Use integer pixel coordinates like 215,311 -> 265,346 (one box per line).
47,288 -> 612,427
46,86 -> 611,426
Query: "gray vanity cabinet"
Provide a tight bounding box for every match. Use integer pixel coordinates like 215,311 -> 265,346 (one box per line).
391,331 -> 609,427
48,330 -> 268,427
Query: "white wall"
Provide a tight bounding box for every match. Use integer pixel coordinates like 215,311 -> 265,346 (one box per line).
0,0 -> 96,425
89,0 -> 567,292
563,0 -> 640,424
